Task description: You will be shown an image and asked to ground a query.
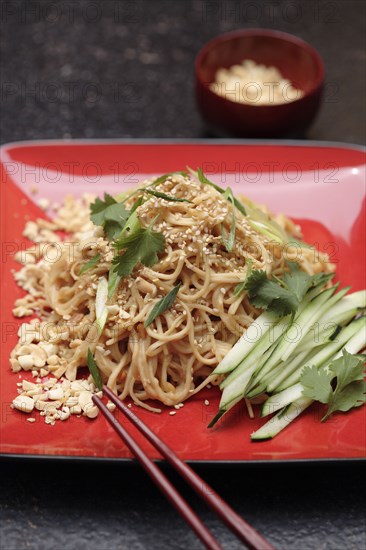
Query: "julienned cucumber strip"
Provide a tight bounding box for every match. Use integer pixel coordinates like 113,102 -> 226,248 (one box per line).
261,383 -> 304,417
219,364 -> 257,412
251,397 -> 313,440
296,321 -> 342,354
214,277 -> 333,378
261,319 -> 366,416
265,350 -> 310,394
295,289 -> 365,351
245,381 -> 268,400
332,320 -> 366,359
242,346 -> 275,397
219,315 -> 291,390
247,287 -> 338,384
249,316 -> 294,375
319,289 -> 366,324
213,311 -> 277,374
270,316 -> 366,395
279,285 -> 347,362
208,372 -> 255,428
235,285 -> 337,396
210,283 -> 365,434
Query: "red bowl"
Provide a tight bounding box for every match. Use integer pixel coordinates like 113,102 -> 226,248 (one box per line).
195,29 -> 324,138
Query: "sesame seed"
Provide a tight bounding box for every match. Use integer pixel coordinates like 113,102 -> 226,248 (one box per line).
169,411 -> 176,416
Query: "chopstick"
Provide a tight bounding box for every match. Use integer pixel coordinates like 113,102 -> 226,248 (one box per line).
92,392 -> 221,550
93,388 -> 222,550
93,387 -> 275,550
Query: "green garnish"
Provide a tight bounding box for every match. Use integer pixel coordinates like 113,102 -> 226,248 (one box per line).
129,195 -> 145,214
301,350 -> 366,421
221,187 -> 236,252
193,167 -> 224,193
120,174 -> 189,206
144,283 -> 182,328
287,238 -> 313,250
95,277 -> 108,336
109,218 -> 165,297
87,348 -> 103,391
151,171 -> 188,186
245,269 -> 299,317
188,167 -> 247,217
145,189 -> 192,203
90,193 -> 129,240
244,262 -> 333,317
79,253 -> 101,275
234,259 -> 253,296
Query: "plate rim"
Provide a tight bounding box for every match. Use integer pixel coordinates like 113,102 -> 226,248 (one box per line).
1,138 -> 365,465
0,452 -> 365,465
1,137 -> 365,155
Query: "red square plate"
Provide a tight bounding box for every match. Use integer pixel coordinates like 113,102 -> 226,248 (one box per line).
1,139 -> 365,463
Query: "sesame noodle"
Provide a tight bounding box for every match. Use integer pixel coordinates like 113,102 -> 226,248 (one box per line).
11,173 -> 334,415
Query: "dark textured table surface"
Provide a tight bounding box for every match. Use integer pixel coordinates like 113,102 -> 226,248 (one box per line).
0,1 -> 365,550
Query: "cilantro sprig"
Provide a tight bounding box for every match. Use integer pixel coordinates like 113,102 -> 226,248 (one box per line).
109,217 -> 165,297
244,262 -> 334,317
301,350 -> 366,421
86,172 -> 195,297
90,193 -> 130,240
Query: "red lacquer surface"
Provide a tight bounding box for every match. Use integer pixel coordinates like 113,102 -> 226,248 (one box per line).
0,140 -> 365,462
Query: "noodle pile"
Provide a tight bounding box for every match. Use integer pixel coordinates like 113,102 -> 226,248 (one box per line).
10,173 -> 334,417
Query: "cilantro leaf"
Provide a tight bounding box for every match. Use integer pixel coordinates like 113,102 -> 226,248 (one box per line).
283,262 -> 319,302
109,222 -> 165,296
104,220 -> 124,240
145,283 -> 181,327
326,381 -> 366,418
301,350 -> 366,422
90,193 -> 117,225
300,365 -> 333,403
330,350 -> 365,386
244,269 -> 299,316
284,262 -> 334,302
244,263 -> 333,318
79,253 -> 101,275
322,351 -> 365,421
90,193 -> 130,240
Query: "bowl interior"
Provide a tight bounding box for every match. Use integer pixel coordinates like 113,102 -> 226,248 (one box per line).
197,33 -> 323,95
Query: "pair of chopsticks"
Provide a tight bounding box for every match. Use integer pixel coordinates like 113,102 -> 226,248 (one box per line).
93,387 -> 275,550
